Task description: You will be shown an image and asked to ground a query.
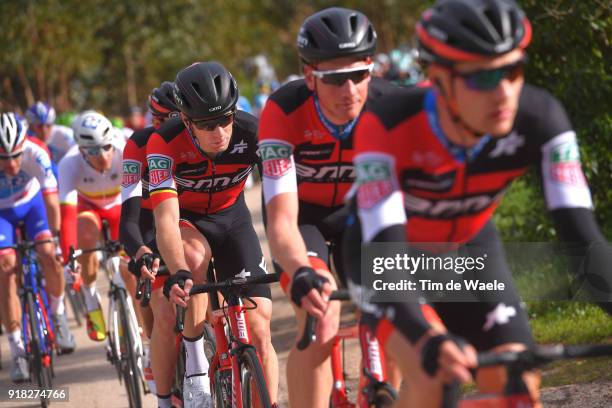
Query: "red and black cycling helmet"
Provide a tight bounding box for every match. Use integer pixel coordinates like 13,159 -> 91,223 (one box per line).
416,0 -> 532,65
148,81 -> 178,117
173,61 -> 239,121
297,7 -> 377,64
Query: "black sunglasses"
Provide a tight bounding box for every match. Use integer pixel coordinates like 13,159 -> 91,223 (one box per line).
82,144 -> 113,156
191,111 -> 235,131
312,63 -> 374,86
0,151 -> 23,160
453,57 -> 527,91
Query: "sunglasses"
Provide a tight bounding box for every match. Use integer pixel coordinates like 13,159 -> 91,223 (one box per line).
82,144 -> 113,156
453,57 -> 527,91
312,63 -> 374,86
0,151 -> 23,160
191,111 -> 235,131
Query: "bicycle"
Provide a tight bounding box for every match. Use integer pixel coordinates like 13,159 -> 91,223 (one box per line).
67,220 -> 147,408
175,267 -> 279,408
63,265 -> 86,327
298,289 -> 397,408
442,343 -> 612,407
1,224 -> 57,407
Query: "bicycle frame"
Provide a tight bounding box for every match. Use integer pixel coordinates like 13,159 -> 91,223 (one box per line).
18,243 -> 55,364
208,285 -> 260,408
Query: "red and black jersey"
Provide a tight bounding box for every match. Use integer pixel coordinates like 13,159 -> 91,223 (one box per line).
259,77 -> 398,208
146,112 -> 260,214
121,126 -> 155,209
353,84 -> 593,244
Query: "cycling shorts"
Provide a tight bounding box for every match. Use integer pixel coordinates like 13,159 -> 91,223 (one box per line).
343,219 -> 534,351
77,200 -> 121,240
0,191 -> 51,251
263,198 -> 351,289
156,193 -> 271,299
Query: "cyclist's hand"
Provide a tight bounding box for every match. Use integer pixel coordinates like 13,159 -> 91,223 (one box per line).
421,333 -> 476,384
163,269 -> 193,307
291,266 -> 330,319
136,253 -> 160,281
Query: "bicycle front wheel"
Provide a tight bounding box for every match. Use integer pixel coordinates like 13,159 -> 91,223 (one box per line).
117,290 -> 142,408
26,291 -> 53,407
239,347 -> 272,408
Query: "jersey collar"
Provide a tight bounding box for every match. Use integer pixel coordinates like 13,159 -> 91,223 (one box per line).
313,94 -> 360,141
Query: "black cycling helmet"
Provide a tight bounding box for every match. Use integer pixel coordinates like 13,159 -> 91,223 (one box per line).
297,7 -> 377,64
173,61 -> 239,121
416,0 -> 532,65
148,81 -> 178,117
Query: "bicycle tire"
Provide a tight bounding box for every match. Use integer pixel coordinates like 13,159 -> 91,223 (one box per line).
213,369 -> 232,408
26,291 -> 53,407
174,339 -> 186,403
239,347 -> 272,408
371,383 -> 397,408
117,290 -> 142,408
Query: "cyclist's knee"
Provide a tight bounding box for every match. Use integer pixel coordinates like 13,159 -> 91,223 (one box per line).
151,296 -> 176,334
77,215 -> 100,247
0,251 -> 16,275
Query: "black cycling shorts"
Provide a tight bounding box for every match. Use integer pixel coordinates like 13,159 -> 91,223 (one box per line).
179,193 -> 271,300
343,218 -> 534,351
263,196 -> 351,287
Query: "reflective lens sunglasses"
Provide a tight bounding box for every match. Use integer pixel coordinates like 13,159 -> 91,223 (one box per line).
454,57 -> 527,91
312,63 -> 374,86
0,151 -> 23,160
191,111 -> 235,131
83,144 -> 113,156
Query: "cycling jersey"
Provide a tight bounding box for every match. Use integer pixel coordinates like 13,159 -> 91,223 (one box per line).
0,139 -> 57,209
348,83 -> 604,347
58,139 -> 125,257
353,85 -> 593,244
0,191 -> 51,251
258,77 -> 398,207
146,112 -> 260,214
120,126 -> 155,257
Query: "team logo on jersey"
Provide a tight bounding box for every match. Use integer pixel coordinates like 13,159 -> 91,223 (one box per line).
148,155 -> 173,186
259,141 -> 293,179
122,160 -> 141,187
488,132 -> 525,158
356,160 -> 393,209
550,141 -> 586,186
294,142 -> 335,161
230,139 -> 248,155
405,190 -> 505,219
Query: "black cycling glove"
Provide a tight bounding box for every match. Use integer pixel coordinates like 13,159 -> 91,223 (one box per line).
421,333 -> 467,377
290,266 -> 329,307
163,269 -> 193,300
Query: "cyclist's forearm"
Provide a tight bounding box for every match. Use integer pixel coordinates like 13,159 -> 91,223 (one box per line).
266,197 -> 310,277
43,192 -> 61,233
153,200 -> 189,274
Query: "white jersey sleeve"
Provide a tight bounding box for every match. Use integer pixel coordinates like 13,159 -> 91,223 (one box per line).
48,125 -> 76,163
22,140 -> 57,193
58,146 -> 79,206
259,139 -> 298,204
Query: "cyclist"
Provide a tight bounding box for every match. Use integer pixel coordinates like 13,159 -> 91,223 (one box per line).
58,111 -> 141,342
345,0 -> 612,407
0,112 -> 75,383
25,101 -> 75,165
147,61 -> 278,407
258,7 -> 399,408
120,81 -> 187,408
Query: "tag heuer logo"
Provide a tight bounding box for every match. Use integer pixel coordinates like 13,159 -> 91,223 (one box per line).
259,142 -> 292,161
122,160 -> 141,187
551,141 -> 580,163
356,161 -> 391,183
147,155 -> 172,186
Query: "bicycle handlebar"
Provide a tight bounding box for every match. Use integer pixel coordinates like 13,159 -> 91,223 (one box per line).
0,239 -> 54,253
297,289 -> 351,351
174,272 -> 280,333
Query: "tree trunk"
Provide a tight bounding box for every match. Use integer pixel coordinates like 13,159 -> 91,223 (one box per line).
124,44 -> 137,108
16,64 -> 35,107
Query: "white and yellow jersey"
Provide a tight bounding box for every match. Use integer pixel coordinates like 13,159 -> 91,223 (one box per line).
58,139 -> 125,209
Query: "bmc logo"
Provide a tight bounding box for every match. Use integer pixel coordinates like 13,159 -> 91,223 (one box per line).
405,190 -> 504,219
236,311 -> 249,342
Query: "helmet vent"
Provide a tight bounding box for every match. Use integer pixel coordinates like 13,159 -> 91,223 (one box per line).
460,19 -> 488,44
306,31 -> 318,49
321,16 -> 336,35
192,82 -> 203,100
367,26 -> 374,42
349,14 -> 357,34
213,75 -> 222,99
102,127 -> 109,137
484,9 -> 502,39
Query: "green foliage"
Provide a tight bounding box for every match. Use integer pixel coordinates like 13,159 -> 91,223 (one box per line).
495,0 -> 612,241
